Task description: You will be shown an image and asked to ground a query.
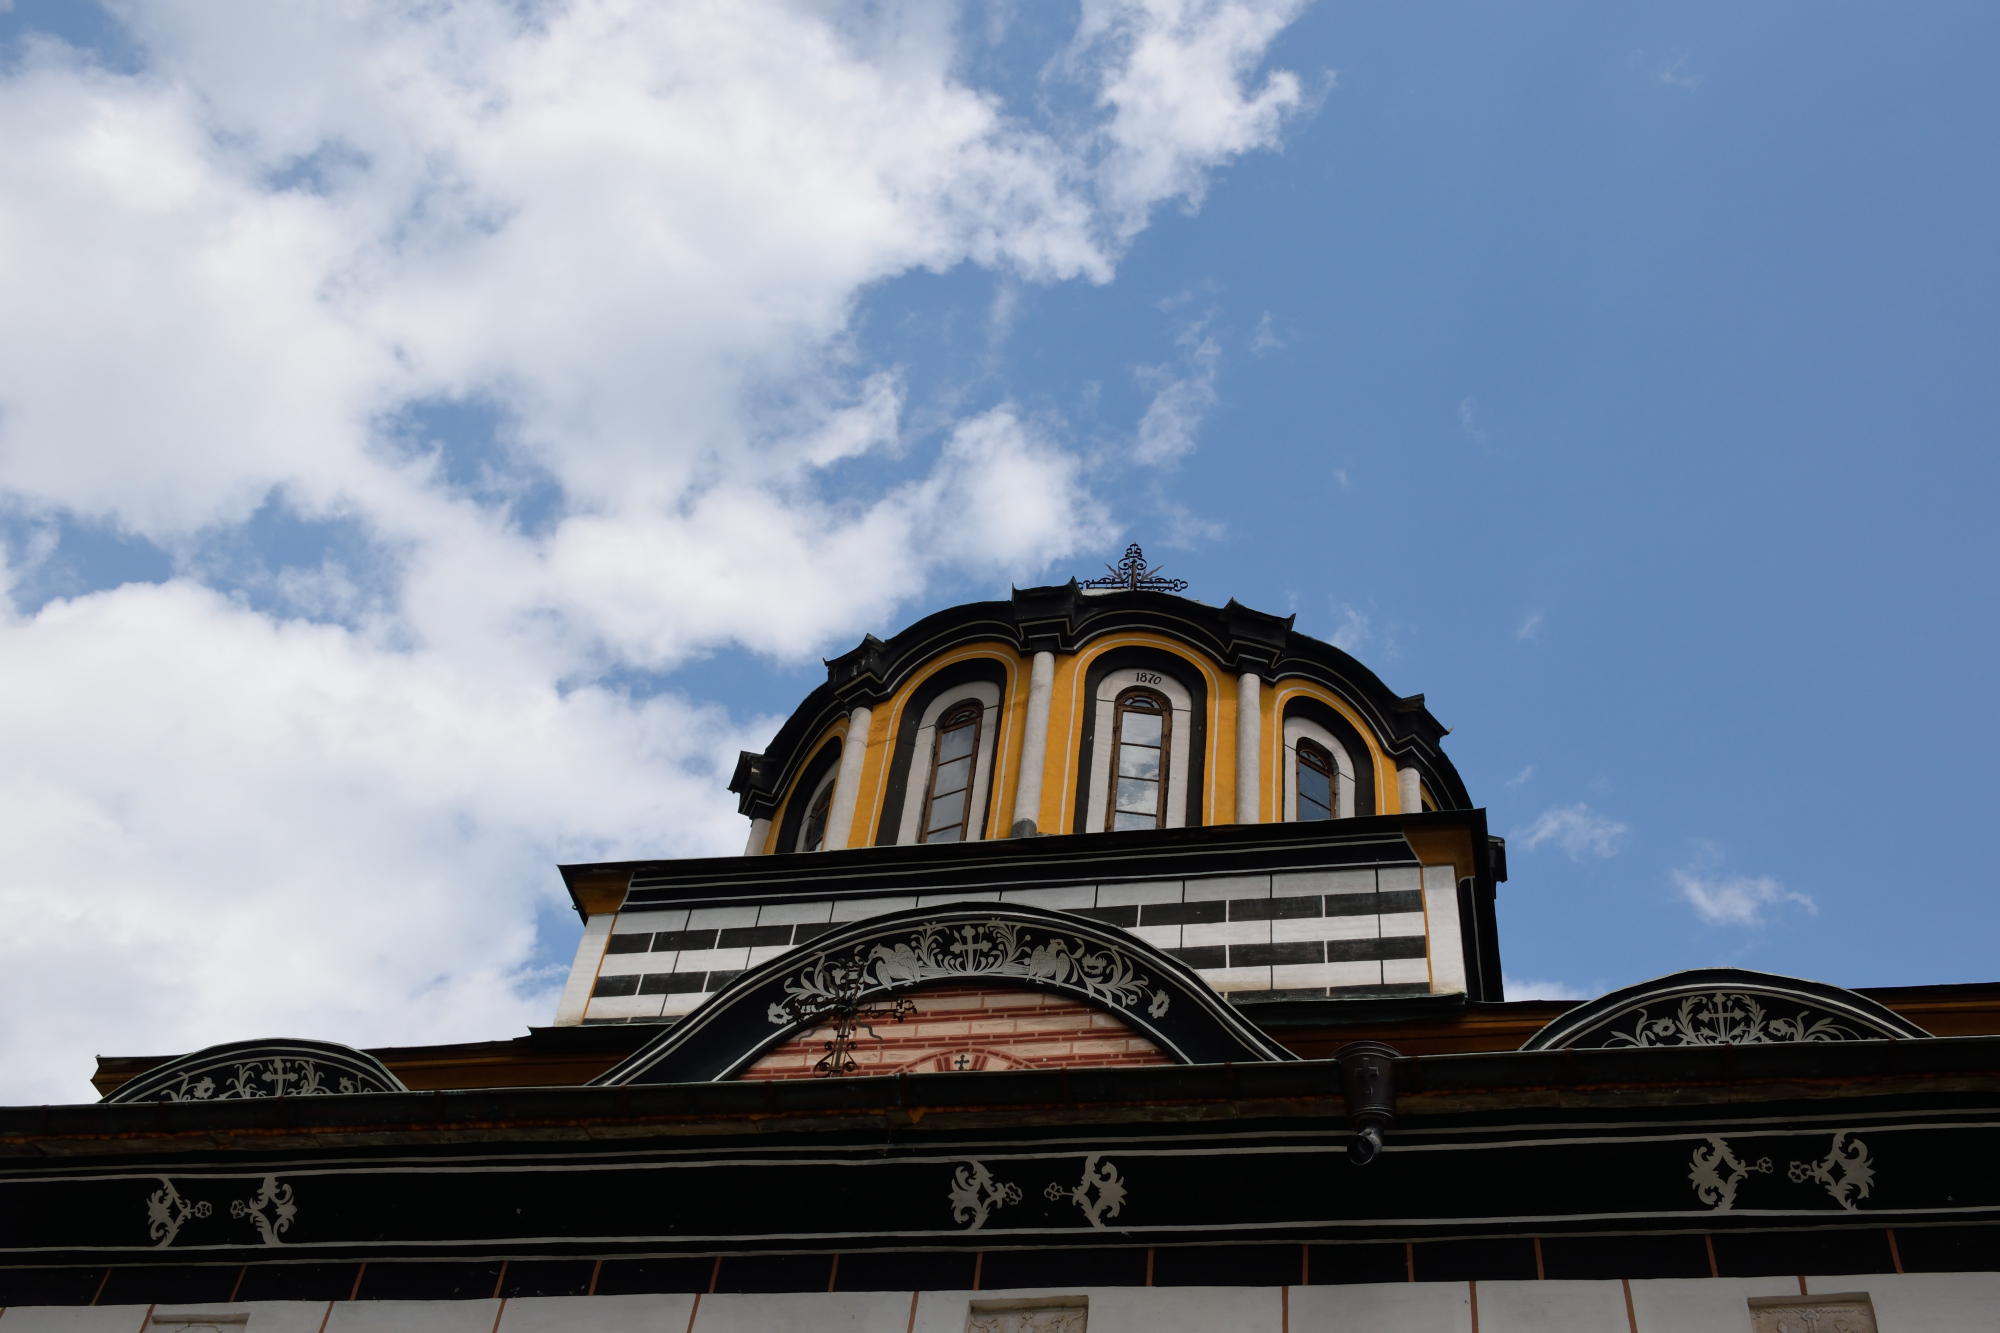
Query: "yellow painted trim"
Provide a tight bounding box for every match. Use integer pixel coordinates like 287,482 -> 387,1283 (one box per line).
848,643 -> 1027,847
1051,634 -> 1226,834
1265,681 -> 1395,818
765,721 -> 849,856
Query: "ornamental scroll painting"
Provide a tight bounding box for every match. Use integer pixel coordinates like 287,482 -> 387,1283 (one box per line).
1519,969 -> 1930,1052
950,1155 -> 1129,1233
144,1175 -> 299,1249
770,919 -> 1172,1035
1597,993 -> 1865,1049
105,1039 -> 406,1104
1689,1133 -> 1875,1213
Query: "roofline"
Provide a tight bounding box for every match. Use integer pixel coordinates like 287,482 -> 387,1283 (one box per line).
17,1037 -> 2000,1153
727,582 -> 1469,821
559,810 -> 1498,917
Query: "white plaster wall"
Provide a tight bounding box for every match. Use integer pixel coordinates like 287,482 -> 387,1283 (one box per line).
1420,864 -> 1466,995
499,1295 -> 694,1333
694,1291 -> 914,1332
1627,1277 -> 1828,1332
9,1278 -> 2000,1333
1473,1280 -> 1630,1332
0,1312 -> 159,1333
911,1287 -> 1284,1333
324,1300 -> 501,1333
1291,1282 -> 1472,1332
1850,1270 -> 2000,1331
147,1305 -> 328,1333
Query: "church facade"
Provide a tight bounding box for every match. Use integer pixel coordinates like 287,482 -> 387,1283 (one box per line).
6,556 -> 1999,1332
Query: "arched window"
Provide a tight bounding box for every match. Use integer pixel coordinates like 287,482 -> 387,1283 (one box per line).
800,780 -> 835,852
1295,740 -> 1336,822
1106,688 -> 1172,831
920,700 -> 984,843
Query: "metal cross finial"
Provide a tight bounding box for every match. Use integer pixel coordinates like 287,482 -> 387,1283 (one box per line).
1082,543 -> 1189,593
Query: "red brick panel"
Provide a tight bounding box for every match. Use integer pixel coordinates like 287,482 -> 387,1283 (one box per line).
738,984 -> 1170,1080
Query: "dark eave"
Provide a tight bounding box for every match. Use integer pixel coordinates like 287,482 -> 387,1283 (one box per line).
560,810 -> 1494,917
728,582 -> 1469,820
21,1036 -> 2000,1161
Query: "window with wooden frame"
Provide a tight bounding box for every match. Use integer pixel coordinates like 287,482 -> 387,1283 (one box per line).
920,700 -> 984,843
1295,739 -> 1336,821
801,780 -> 836,852
1105,687 -> 1172,831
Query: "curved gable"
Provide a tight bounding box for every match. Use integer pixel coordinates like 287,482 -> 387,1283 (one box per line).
1521,968 -> 1931,1051
593,902 -> 1296,1084
103,1038 -> 407,1103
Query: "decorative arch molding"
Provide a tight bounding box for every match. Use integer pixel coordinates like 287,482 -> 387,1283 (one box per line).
872,655 -> 1014,847
1071,644 -> 1210,834
1520,968 -> 1932,1052
102,1038 -> 407,1104
1279,694 -> 1378,818
774,733 -> 843,855
592,902 -> 1296,1085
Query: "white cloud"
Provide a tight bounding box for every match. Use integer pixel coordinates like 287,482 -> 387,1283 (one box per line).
1516,612 -> 1543,641
0,0 -> 1309,1098
1075,0 -> 1309,239
1503,976 -> 1599,1002
1250,311 -> 1282,353
1505,765 -> 1534,788
1656,55 -> 1703,90
1675,867 -> 1815,927
1515,803 -> 1628,861
1328,603 -> 1371,654
1458,396 -> 1486,443
1133,323 -> 1222,466
0,576 -> 762,1103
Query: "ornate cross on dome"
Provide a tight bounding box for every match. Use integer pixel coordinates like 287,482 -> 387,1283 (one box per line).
1083,543 -> 1189,593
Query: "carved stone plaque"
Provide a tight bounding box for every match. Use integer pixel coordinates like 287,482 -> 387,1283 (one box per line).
967,1296 -> 1088,1333
1748,1292 -> 1877,1333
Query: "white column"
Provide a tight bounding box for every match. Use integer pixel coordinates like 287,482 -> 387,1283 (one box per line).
743,817 -> 772,856
552,913 -> 615,1026
1235,672 -> 1261,824
1010,651 -> 1057,836
1398,765 -> 1423,814
824,704 -> 872,850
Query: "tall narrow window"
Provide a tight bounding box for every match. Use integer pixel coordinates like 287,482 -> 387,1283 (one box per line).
1106,688 -> 1171,831
801,781 -> 835,852
921,701 -> 984,843
1296,740 -> 1335,821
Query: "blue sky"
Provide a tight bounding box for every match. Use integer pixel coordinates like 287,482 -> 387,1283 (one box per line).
0,1 -> 1993,1096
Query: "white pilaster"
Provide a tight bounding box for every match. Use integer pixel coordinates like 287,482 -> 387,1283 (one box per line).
742,817 -> 771,856
1235,672 -> 1261,824
1010,650 -> 1057,836
824,705 -> 872,850
1423,863 -> 1468,995
1398,764 -> 1423,814
552,912 -> 615,1026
